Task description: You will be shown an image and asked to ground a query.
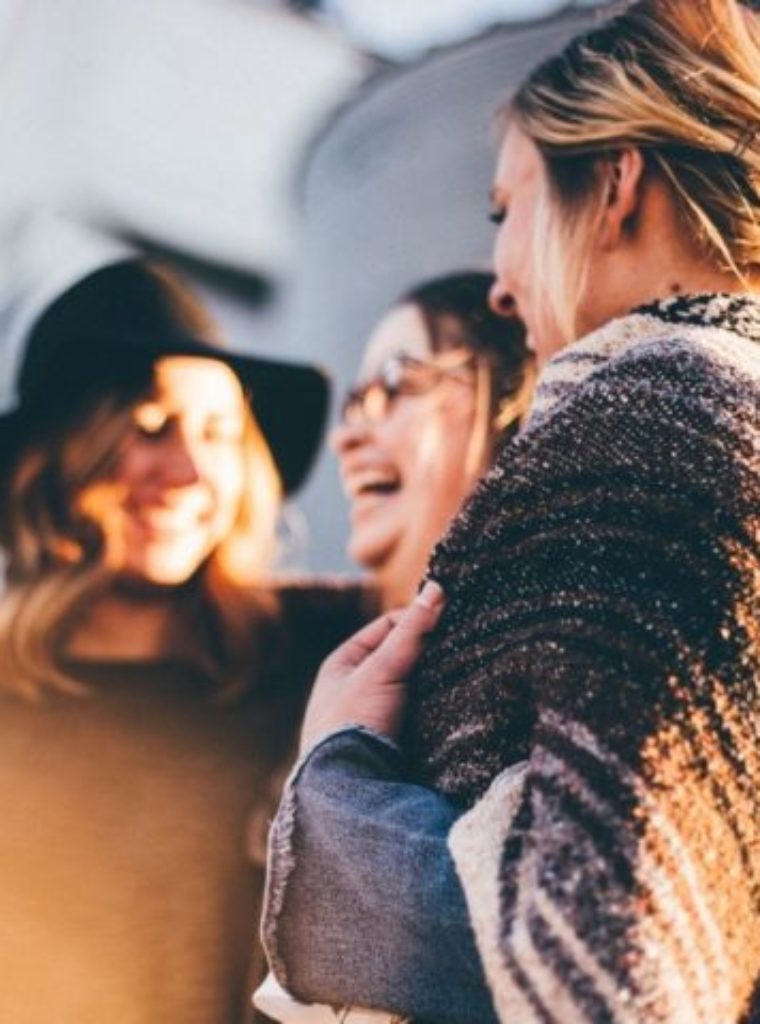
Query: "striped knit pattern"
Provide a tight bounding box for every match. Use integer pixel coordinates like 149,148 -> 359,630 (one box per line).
407,294 -> 760,1023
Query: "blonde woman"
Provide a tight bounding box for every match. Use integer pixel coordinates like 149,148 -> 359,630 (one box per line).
261,2 -> 760,1022
0,230 -> 365,1024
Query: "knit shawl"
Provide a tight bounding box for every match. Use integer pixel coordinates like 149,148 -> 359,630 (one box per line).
407,294 -> 760,1023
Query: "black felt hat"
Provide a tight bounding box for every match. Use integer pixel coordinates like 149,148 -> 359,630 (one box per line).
1,240 -> 329,495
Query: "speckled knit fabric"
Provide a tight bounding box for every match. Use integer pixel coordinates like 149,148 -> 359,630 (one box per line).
407,294 -> 760,1022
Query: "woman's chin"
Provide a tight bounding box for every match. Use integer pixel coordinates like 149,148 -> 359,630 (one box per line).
112,570 -> 197,597
350,547 -> 421,610
349,543 -> 387,576
347,498 -> 404,563
113,553 -> 209,591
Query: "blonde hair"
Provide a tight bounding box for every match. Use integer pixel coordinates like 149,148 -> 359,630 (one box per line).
504,0 -> 760,342
0,267 -> 282,700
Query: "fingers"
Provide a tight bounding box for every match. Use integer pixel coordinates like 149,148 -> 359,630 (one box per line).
415,579 -> 446,612
318,580 -> 445,683
301,581 -> 446,751
325,611 -> 402,674
366,580 -> 445,681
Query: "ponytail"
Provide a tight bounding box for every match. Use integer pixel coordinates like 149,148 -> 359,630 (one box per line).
502,0 -> 760,340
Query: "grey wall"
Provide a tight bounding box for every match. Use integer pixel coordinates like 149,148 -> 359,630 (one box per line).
283,7 -> 610,572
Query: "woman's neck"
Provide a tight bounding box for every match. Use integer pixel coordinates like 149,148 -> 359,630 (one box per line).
577,265 -> 760,346
636,266 -> 759,308
65,583 -> 193,662
577,173 -> 760,341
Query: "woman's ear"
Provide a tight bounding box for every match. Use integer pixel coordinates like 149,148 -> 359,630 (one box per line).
598,148 -> 646,250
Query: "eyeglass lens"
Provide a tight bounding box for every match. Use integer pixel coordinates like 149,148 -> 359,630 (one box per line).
340,351 -> 474,426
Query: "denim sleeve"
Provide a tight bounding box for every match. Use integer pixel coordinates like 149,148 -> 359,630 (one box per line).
261,726 -> 499,1024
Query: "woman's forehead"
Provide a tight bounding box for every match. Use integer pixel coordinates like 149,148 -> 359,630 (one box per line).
492,122 -> 543,199
150,355 -> 244,411
359,304 -> 432,379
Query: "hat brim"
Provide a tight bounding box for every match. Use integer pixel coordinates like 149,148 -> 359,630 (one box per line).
1,329 -> 330,497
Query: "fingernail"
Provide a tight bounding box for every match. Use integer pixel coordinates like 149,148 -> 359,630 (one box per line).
416,579 -> 445,609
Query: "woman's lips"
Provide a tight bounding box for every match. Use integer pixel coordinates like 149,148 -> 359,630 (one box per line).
343,468 -> 401,500
127,504 -> 209,539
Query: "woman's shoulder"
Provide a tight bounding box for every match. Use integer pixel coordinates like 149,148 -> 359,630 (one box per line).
269,575 -> 376,658
589,296 -> 760,405
439,301 -> 760,568
524,308 -> 760,456
542,293 -> 758,393
239,577 -> 375,712
605,326 -> 760,393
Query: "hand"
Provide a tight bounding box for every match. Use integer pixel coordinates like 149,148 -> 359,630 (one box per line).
299,580 -> 445,754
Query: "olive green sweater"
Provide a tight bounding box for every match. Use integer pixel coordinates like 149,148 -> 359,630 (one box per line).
0,581 -> 365,1024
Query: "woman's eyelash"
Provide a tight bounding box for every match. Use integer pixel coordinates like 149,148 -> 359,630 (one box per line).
489,206 -> 507,225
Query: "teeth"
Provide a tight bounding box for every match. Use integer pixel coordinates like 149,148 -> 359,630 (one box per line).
346,470 -> 400,498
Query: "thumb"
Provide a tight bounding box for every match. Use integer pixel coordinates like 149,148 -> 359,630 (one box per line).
323,610 -> 403,675
366,580 -> 445,681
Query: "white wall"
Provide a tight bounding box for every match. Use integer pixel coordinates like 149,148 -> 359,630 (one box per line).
0,0 -> 364,275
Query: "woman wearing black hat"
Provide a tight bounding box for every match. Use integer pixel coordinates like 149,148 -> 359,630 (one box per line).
0,227 -> 366,1024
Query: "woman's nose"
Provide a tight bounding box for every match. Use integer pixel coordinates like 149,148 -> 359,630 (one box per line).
329,417 -> 371,456
159,433 -> 202,488
488,279 -> 518,319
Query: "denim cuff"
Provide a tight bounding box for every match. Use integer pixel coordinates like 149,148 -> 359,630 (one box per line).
262,726 -> 405,987
295,725 -> 404,780
260,726 -> 498,1022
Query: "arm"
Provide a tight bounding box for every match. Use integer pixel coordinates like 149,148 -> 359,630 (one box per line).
429,342 -> 760,1022
265,342 -> 759,1023
262,726 -> 502,1024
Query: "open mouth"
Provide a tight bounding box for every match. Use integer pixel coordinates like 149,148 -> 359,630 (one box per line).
346,469 -> 401,500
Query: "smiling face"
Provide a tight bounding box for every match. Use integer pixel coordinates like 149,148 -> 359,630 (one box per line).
80,355 -> 248,587
331,303 -> 481,608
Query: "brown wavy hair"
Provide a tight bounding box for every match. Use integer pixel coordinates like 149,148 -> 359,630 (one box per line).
0,265 -> 282,700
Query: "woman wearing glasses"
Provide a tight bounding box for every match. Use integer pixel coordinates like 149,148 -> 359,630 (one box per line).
255,272 -> 532,1023
261,1 -> 760,1021
256,273 -> 532,1023
332,272 -> 534,610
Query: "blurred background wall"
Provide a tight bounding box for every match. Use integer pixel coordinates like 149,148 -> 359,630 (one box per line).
0,0 -> 615,574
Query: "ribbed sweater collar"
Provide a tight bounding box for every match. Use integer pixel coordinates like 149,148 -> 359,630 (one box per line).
528,292 -> 760,427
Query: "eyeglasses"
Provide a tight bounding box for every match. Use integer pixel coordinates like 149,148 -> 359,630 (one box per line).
340,350 -> 476,427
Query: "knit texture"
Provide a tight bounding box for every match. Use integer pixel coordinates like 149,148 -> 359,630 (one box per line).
407,294 -> 760,1023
